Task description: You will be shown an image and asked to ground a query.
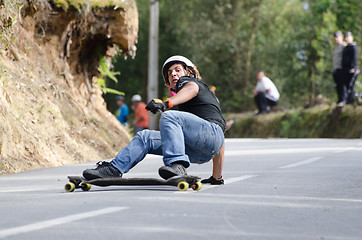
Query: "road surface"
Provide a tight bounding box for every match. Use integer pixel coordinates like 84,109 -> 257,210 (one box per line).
0,138 -> 362,240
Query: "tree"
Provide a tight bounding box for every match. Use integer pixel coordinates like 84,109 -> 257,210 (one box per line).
107,0 -> 361,113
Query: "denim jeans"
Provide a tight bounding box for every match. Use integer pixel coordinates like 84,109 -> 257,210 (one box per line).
111,110 -> 224,174
254,91 -> 278,113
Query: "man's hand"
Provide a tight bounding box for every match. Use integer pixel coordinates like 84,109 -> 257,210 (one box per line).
201,176 -> 224,185
146,99 -> 167,114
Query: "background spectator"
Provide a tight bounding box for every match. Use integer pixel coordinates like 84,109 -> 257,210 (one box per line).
115,95 -> 129,126
131,94 -> 149,134
253,71 -> 280,114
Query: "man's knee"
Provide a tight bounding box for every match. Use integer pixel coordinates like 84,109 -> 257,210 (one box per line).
160,110 -> 180,126
135,129 -> 158,142
256,91 -> 266,97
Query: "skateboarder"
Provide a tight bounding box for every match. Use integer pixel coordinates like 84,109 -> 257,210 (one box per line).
83,56 -> 226,185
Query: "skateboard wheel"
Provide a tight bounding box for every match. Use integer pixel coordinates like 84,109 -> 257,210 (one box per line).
177,181 -> 189,191
192,182 -> 202,191
80,182 -> 91,191
65,182 -> 76,192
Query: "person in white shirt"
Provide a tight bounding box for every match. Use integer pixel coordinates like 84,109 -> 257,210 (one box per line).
253,71 -> 280,114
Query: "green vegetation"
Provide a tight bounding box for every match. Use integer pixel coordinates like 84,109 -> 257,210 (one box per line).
97,55 -> 124,95
51,0 -> 129,11
0,0 -> 22,55
225,105 -> 362,138
108,0 -> 361,114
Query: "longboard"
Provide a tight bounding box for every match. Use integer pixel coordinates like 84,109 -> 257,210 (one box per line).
65,175 -> 202,192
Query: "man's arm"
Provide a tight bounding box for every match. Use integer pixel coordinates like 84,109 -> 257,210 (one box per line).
145,81 -> 199,114
351,45 -> 358,72
212,143 -> 225,179
201,143 -> 225,185
169,82 -> 199,105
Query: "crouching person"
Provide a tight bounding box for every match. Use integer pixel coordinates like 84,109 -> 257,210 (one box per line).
82,56 -> 226,185
253,71 -> 280,114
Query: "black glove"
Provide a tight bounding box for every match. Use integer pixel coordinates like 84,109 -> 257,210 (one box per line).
201,176 -> 224,185
145,99 -> 167,114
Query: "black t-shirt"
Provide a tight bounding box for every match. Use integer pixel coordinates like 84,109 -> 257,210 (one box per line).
175,76 -> 226,132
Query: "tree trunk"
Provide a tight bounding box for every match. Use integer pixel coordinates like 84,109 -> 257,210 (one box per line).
244,0 -> 263,91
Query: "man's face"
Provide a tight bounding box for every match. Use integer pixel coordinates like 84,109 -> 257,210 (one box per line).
116,99 -> 123,107
345,35 -> 353,44
256,72 -> 264,81
334,35 -> 343,45
167,63 -> 187,89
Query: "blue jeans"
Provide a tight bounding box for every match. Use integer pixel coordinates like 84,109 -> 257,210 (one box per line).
111,110 -> 224,174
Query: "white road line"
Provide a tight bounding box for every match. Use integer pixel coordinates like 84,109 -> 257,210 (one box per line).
225,175 -> 258,184
176,175 -> 258,193
334,147 -> 356,153
0,187 -> 55,193
279,157 -> 324,169
0,207 -> 128,239
225,147 -> 361,156
203,175 -> 258,191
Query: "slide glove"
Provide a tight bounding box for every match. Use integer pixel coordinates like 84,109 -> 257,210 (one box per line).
146,99 -> 172,114
201,176 -> 224,185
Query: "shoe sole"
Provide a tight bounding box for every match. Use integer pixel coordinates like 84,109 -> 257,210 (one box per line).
159,166 -> 185,180
83,170 -> 103,180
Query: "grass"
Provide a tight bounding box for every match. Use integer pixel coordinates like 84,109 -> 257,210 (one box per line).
52,0 -> 129,11
225,104 -> 362,139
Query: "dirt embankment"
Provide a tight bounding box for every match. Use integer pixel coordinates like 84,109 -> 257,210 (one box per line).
225,104 -> 362,138
0,0 -> 138,174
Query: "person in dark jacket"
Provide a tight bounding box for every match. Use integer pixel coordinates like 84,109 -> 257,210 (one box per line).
340,31 -> 359,106
332,31 -> 346,105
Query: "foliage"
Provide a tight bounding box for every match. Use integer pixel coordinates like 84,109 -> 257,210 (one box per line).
96,55 -> 124,95
108,0 -> 361,113
225,105 -> 362,138
103,0 -> 150,113
51,0 -> 129,11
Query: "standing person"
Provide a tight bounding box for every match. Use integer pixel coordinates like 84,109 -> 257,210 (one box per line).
115,95 -> 129,126
131,94 -> 149,135
341,31 -> 359,105
82,55 -> 226,185
332,31 -> 347,106
253,71 -> 280,114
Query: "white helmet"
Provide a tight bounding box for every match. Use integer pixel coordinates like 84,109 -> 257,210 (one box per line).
162,55 -> 194,84
131,94 -> 142,102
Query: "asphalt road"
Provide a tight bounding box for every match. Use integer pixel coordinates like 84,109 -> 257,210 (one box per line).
0,138 -> 362,240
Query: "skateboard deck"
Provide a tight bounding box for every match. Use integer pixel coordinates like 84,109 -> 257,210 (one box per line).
65,175 -> 202,192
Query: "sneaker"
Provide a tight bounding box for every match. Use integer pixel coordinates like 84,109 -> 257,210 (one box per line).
83,161 -> 122,180
255,110 -> 268,115
225,119 -> 234,131
337,101 -> 345,108
159,163 -> 187,180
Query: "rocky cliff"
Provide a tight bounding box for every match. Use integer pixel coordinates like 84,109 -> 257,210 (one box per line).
0,0 -> 138,174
